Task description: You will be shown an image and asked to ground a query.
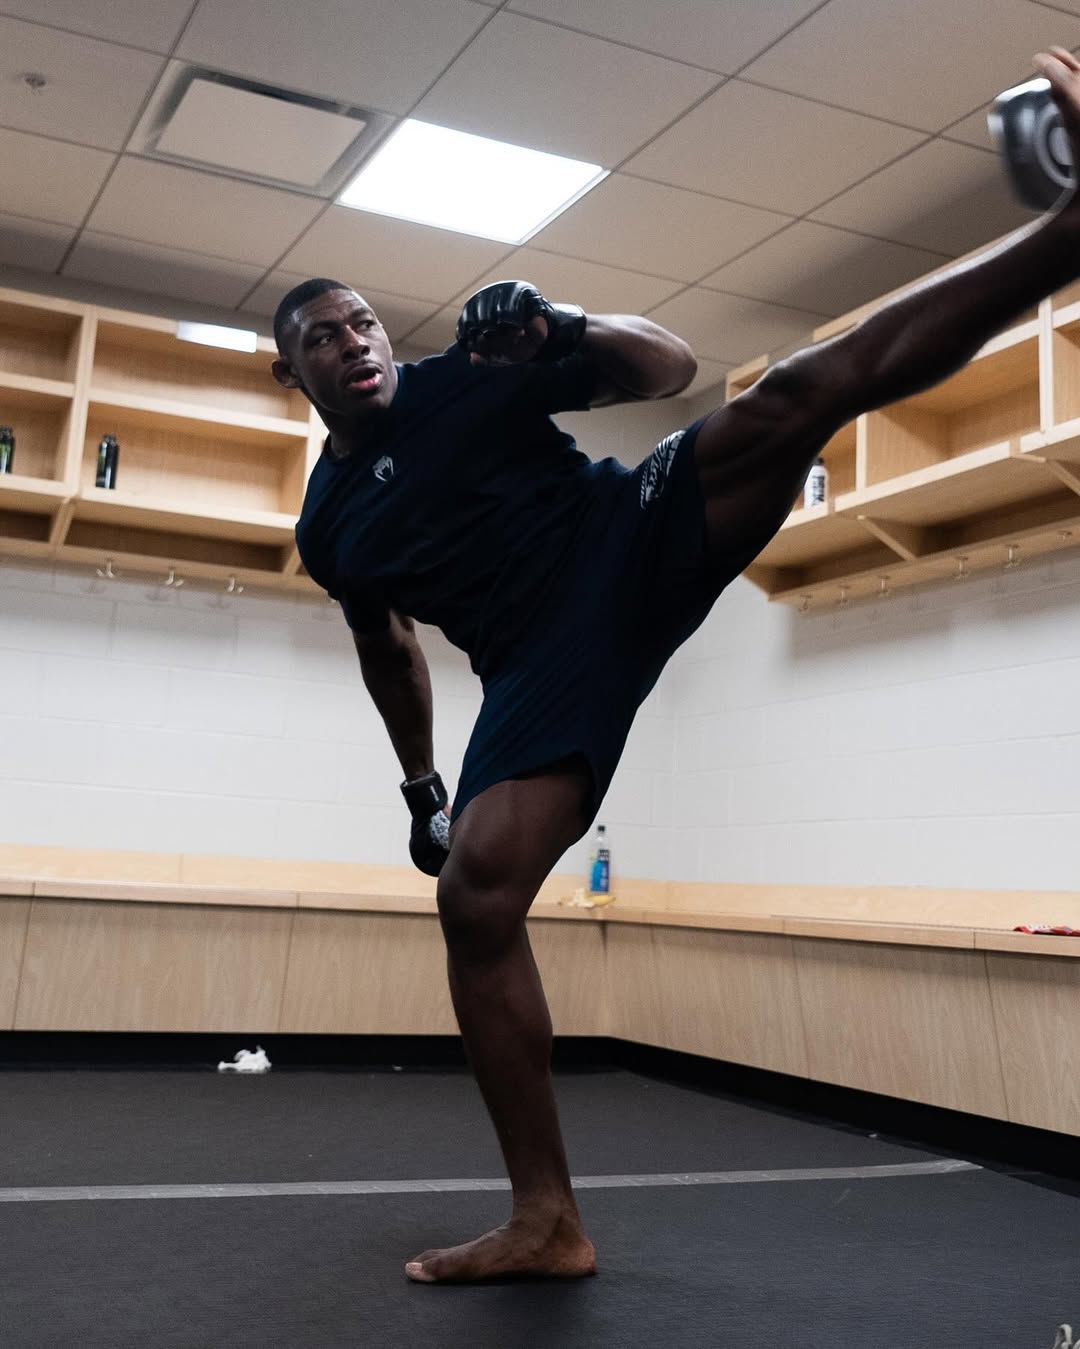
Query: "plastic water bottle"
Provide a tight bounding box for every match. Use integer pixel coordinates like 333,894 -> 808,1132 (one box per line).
803,457 -> 827,507
589,824 -> 610,895
0,425 -> 14,474
95,434 -> 119,490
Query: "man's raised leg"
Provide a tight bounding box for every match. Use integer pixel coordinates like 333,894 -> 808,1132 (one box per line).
690,48 -> 1080,567
405,758 -> 597,1284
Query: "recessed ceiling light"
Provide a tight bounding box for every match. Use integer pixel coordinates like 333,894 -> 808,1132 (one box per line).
176,321 -> 257,353
338,119 -> 607,244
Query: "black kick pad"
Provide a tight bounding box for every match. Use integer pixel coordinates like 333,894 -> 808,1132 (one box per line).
989,76 -> 1075,211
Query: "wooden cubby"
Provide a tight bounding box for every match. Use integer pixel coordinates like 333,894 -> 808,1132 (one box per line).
3,260 -> 1080,605
79,404 -> 307,517
0,294 -> 83,384
0,290 -> 90,557
0,285 -> 325,592
90,315 -> 303,419
738,275 -> 1080,604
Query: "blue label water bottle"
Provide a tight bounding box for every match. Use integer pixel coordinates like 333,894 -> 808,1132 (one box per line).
589,824 -> 610,895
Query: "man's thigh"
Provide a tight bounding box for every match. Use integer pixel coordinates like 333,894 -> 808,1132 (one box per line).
446,755 -> 592,907
691,383 -> 848,572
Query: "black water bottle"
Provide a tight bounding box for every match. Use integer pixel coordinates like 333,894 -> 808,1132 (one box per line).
95,434 -> 119,489
0,425 -> 13,475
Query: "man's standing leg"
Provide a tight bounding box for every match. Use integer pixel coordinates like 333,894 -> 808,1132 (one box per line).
406,757 -> 597,1283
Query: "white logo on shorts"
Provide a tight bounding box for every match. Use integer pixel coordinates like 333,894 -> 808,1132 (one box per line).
373,455 -> 394,483
640,430 -> 684,508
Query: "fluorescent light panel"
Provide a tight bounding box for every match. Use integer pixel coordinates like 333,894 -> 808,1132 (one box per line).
338,119 -> 607,244
176,321 -> 257,353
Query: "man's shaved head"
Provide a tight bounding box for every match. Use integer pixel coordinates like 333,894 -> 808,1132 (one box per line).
273,277 -> 357,353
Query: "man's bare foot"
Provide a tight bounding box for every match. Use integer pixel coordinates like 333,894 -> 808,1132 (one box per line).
404,1209 -> 597,1284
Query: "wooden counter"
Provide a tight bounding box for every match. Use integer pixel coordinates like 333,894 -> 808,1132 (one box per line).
2,848 -> 1078,1137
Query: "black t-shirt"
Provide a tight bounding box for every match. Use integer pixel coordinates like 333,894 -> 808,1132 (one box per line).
295,343 -> 599,674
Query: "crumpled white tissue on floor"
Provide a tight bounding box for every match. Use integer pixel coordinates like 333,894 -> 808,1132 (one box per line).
217,1046 -> 271,1073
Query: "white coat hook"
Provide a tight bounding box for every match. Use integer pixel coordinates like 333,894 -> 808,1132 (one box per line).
1059,530 -> 1074,545
225,575 -> 244,595
877,575 -> 891,600
954,555 -> 970,582
799,594 -> 811,614
837,586 -> 849,608
1004,543 -> 1022,570
95,557 -> 118,580
162,567 -> 184,588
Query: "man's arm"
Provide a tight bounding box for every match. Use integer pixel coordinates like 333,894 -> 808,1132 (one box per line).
356,612 -> 452,877
455,281 -> 696,406
353,610 -> 434,782
577,314 -> 697,407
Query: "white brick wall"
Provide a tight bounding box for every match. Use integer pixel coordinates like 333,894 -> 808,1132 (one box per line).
6,536 -> 1080,893
0,555 -> 681,882
667,546 -> 1080,893
0,394 -> 688,886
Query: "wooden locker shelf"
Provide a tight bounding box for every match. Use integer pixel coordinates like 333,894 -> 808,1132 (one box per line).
770,486 -> 1080,606
0,264 -> 1078,604
837,444 -> 1059,533
0,290 -> 85,384
87,388 -> 309,442
737,272 -> 1080,602
59,521 -> 292,578
70,489 -> 297,545
0,475 -> 68,514
0,372 -> 76,403
0,377 -> 78,488
91,314 -> 305,423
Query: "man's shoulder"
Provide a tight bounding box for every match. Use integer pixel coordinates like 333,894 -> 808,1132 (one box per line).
398,342 -> 470,388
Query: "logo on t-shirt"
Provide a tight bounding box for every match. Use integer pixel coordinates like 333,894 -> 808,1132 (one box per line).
373,455 -> 394,483
640,430 -> 683,509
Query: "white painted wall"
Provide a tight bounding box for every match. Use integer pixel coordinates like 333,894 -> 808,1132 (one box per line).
668,548 -> 1080,894
7,271 -> 1078,898
5,523 -> 1080,893
0,395 -> 683,884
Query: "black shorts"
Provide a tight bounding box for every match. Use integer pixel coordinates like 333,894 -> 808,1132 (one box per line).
451,414 -> 742,829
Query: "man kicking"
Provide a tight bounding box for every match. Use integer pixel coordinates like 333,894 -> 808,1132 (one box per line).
275,48 -> 1080,1285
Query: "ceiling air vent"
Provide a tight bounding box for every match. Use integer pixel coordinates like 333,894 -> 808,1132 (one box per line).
136,67 -> 392,195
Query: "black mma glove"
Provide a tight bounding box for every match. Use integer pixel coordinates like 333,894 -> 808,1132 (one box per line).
401,771 -> 451,877
456,280 -> 586,364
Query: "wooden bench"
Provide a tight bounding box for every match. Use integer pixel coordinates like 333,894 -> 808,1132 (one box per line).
2,845 -> 1077,1138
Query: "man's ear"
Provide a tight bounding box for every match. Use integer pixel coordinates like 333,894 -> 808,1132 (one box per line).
271,357 -> 302,389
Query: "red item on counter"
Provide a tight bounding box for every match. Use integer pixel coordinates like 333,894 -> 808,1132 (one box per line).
1012,925 -> 1080,936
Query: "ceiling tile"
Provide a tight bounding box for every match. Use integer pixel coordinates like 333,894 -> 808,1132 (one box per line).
415,11 -> 718,165
811,140 -> 1032,256
906,38 -> 1080,152
645,288 -> 824,365
403,307 -> 460,353
625,80 -> 925,215
743,0 -> 1080,132
531,173 -> 791,283
0,16 -> 165,150
244,271 -> 441,343
178,0 -> 493,115
279,206 -> 510,305
0,0 -> 192,52
85,158 -> 323,267
506,0 -> 825,74
0,128 -> 114,226
0,214 -> 74,273
450,248 -> 683,315
702,221 -> 950,318
943,106 -> 995,153
680,357 -> 732,402
64,231 -> 266,306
